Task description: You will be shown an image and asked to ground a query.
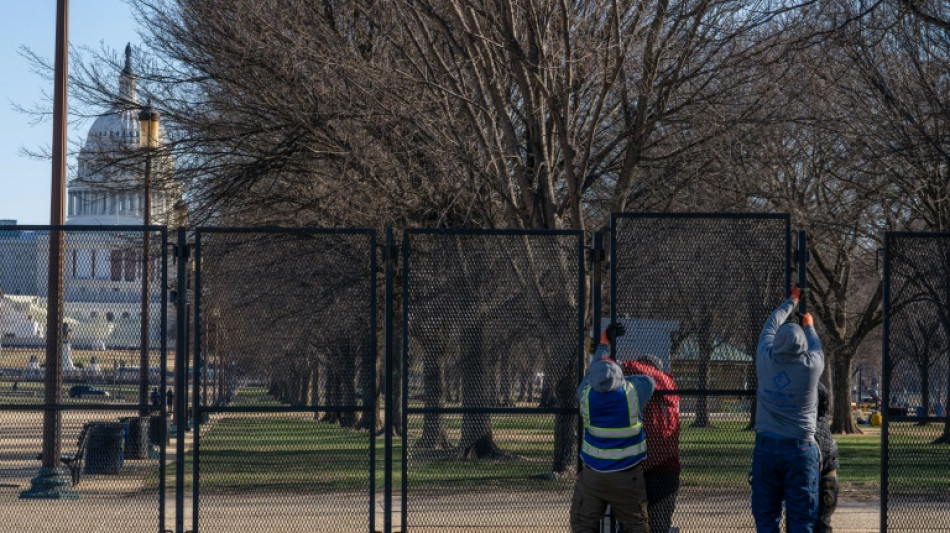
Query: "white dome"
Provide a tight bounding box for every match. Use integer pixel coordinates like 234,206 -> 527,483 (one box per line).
66,44 -> 179,227
81,107 -> 142,153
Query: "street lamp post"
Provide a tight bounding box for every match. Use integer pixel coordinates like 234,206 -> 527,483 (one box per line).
132,104 -> 161,460
21,0 -> 76,500
138,104 -> 160,413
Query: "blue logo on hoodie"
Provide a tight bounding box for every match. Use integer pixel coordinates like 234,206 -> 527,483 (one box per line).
773,371 -> 792,390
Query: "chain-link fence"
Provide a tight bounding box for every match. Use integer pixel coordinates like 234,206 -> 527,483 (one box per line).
610,213 -> 790,531
20,220 -> 939,533
400,229 -> 585,532
0,225 -> 169,532
883,232 -> 950,532
191,228 -> 377,533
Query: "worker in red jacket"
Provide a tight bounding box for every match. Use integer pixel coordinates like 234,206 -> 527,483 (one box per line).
623,354 -> 680,533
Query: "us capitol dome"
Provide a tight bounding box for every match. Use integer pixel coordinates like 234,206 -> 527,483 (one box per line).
68,43 -> 181,226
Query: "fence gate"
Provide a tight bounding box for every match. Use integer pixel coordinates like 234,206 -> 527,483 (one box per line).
190,227 -> 377,533
882,232 -> 950,532
396,229 -> 586,532
610,213 -> 790,531
0,225 -> 170,532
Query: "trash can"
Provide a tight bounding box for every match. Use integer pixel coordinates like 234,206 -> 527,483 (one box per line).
84,421 -> 128,474
121,416 -> 150,459
148,414 -> 171,445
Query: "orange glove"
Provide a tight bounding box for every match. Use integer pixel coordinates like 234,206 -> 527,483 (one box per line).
790,284 -> 802,303
801,313 -> 814,327
600,323 -> 626,345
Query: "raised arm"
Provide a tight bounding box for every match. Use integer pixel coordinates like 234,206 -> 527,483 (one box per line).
801,312 -> 824,361
588,323 -> 625,365
758,286 -> 802,358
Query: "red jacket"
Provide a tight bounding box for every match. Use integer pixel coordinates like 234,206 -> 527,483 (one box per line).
622,360 -> 680,474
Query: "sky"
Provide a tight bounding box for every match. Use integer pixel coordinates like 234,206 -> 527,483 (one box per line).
0,1 -> 140,225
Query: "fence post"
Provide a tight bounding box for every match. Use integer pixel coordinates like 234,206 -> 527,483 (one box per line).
796,230 -> 808,313
880,233 -> 891,533
383,227 -> 395,533
591,227 -> 618,533
174,227 -> 188,533
191,229 -> 202,533
591,228 -> 605,352
159,228 -> 169,532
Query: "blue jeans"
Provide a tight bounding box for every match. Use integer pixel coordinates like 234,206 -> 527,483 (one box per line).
751,435 -> 820,533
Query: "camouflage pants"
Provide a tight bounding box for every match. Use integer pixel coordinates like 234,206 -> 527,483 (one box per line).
815,471 -> 838,533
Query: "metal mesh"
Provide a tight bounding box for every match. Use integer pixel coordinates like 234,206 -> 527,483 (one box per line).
401,230 -> 585,532
611,214 -> 789,531
0,226 -> 168,532
884,233 -> 950,532
192,228 -> 376,533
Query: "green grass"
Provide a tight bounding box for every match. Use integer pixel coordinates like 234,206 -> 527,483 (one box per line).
0,380 -> 147,403
886,422 -> 950,492
678,421 -> 885,493
144,413 -> 947,496
151,415 -> 378,493
403,414 -> 572,492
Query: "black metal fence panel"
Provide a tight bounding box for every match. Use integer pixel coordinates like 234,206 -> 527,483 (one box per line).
400,229 -> 585,532
0,225 -> 168,532
191,228 -> 377,533
883,232 -> 950,532
610,213 -> 790,531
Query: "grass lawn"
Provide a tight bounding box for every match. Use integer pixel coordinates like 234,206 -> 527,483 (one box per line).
171,415 -> 378,493
885,422 -> 950,493
0,379 -> 150,403
678,421 -> 884,494
152,413 -> 950,496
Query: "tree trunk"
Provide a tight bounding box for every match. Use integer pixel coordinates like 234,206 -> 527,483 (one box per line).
934,364 -> 950,444
457,324 -> 506,459
499,360 -> 514,407
417,345 -> 450,450
551,372 -> 578,477
392,323 -> 403,438
918,361 -> 930,426
339,347 -> 358,428
354,351 -> 378,432
830,344 -> 862,434
310,360 -> 321,421
692,331 -> 712,428
321,365 -> 341,424
295,367 -> 308,405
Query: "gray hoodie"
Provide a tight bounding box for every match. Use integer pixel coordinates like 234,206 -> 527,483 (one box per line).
577,344 -> 655,417
755,298 -> 824,440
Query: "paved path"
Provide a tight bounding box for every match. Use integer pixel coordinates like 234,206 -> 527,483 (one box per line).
0,485 -> 887,533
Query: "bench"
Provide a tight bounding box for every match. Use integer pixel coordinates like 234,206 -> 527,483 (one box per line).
36,422 -> 92,486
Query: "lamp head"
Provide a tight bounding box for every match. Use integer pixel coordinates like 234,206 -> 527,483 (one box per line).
138,104 -> 161,149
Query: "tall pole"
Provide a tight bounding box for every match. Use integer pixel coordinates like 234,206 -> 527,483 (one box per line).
139,137 -> 152,416
175,228 -> 188,533
138,104 -> 159,412
21,0 -> 76,500
797,231 -> 808,314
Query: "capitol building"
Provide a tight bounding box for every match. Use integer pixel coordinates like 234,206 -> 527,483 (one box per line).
0,44 -> 181,352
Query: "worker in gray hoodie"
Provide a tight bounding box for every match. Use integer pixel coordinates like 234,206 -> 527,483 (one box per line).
570,323 -> 655,533
752,285 -> 824,532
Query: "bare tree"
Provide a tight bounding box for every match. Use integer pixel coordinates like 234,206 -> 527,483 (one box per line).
37,0 -> 857,462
